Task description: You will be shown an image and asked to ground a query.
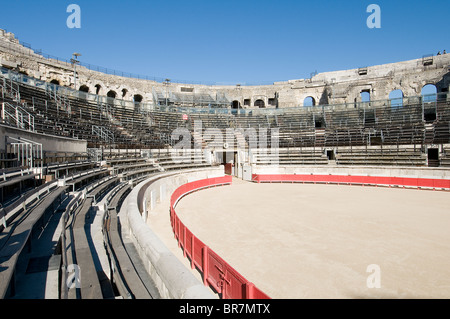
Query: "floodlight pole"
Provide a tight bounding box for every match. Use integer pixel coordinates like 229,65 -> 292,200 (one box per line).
70,53 -> 81,90
164,79 -> 171,107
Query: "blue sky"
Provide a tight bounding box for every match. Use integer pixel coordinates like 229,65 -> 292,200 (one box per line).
1,0 -> 449,84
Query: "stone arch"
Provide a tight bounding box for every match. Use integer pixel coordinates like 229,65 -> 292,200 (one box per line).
79,85 -> 89,93
360,90 -> 371,102
421,84 -> 438,122
106,90 -> 117,106
303,96 -> 316,107
421,83 -> 437,102
254,99 -> 265,108
232,100 -> 241,109
133,94 -> 143,103
107,90 -> 117,99
95,84 -> 102,95
121,88 -> 128,99
50,79 -> 60,85
389,89 -> 404,107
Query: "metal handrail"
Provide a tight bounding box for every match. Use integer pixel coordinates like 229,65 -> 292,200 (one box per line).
1,102 -> 35,131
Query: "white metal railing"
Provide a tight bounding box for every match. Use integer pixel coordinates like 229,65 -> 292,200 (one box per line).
6,136 -> 43,177
0,76 -> 20,102
1,102 -> 35,131
92,125 -> 114,144
46,84 -> 71,115
87,148 -> 102,162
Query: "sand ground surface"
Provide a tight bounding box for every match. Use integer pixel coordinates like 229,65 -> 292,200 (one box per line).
148,177 -> 450,299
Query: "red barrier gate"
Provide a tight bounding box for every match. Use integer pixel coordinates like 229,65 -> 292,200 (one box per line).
170,175 -> 271,299
224,163 -> 234,175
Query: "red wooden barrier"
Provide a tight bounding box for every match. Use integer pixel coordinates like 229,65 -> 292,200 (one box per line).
170,175 -> 271,299
252,174 -> 450,190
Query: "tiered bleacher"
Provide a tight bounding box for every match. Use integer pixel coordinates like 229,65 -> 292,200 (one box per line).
335,145 -> 427,166
2,68 -> 450,161
441,145 -> 450,167
251,147 -> 329,165
149,149 -> 213,172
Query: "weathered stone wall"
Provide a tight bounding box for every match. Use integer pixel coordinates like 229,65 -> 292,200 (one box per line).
1,29 -> 449,110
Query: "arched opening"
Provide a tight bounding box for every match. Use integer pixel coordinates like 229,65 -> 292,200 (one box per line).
79,85 -> 89,93
50,79 -> 60,85
421,84 -> 437,102
389,89 -> 404,108
232,100 -> 241,109
95,84 -> 102,95
133,94 -> 143,103
122,88 -> 128,98
360,90 -> 371,103
254,99 -> 265,108
107,90 -> 117,106
107,90 -> 117,99
303,96 -> 315,107
422,84 -> 438,122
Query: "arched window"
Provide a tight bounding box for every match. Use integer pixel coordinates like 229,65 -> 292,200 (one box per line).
122,88 -> 128,98
133,94 -> 143,103
303,96 -> 315,107
255,99 -> 265,108
360,90 -> 370,102
79,85 -> 89,93
389,89 -> 404,108
421,84 -> 437,102
50,79 -> 60,85
107,90 -> 117,99
232,100 -> 241,109
422,84 -> 438,122
95,84 -> 102,95
107,91 -> 117,106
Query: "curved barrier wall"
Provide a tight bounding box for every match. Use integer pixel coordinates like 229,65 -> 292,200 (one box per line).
122,168 -> 225,299
252,173 -> 450,190
170,175 -> 271,299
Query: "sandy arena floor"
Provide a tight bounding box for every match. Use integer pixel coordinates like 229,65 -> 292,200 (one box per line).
148,177 -> 450,299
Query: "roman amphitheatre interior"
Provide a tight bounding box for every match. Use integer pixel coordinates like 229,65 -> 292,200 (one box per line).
0,28 -> 449,300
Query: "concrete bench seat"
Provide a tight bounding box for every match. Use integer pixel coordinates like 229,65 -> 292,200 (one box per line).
0,186 -> 68,298
121,167 -> 160,181
66,169 -> 110,192
0,173 -> 37,189
87,177 -> 119,204
162,163 -> 212,171
47,162 -> 97,179
103,184 -> 155,299
69,197 -> 104,299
